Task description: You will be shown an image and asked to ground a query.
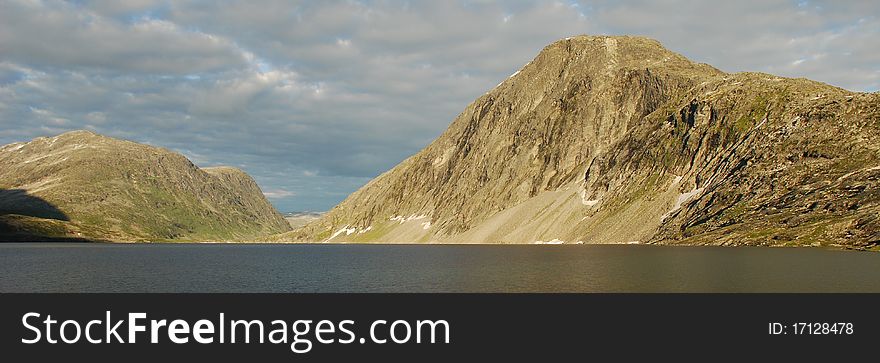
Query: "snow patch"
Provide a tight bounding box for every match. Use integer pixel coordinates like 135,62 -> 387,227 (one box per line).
390,214 -> 429,224
491,61 -> 531,90
421,221 -> 431,230
327,226 -> 357,241
534,238 -> 565,245
357,226 -> 373,234
675,188 -> 704,210
580,190 -> 599,206
661,187 -> 704,221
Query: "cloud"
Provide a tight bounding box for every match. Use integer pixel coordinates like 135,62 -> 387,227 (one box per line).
1,0 -> 877,212
82,0 -> 164,17
583,0 -> 880,91
0,0 -> 248,75
263,189 -> 296,199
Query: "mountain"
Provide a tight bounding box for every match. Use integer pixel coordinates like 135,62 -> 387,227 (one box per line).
278,35 -> 879,249
284,211 -> 325,229
0,130 -> 290,241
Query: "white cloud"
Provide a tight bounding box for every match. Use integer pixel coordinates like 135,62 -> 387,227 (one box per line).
83,0 -> 164,17
263,189 -> 296,199
583,0 -> 880,91
0,0 -> 248,75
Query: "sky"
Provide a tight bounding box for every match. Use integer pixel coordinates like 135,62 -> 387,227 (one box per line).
1,0 -> 877,212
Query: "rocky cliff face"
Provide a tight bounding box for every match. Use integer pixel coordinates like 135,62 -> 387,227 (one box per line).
279,35 -> 879,249
0,130 -> 290,241
581,74 -> 879,248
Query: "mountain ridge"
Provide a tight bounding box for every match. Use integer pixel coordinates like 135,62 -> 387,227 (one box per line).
276,35 -> 879,249
0,130 -> 290,241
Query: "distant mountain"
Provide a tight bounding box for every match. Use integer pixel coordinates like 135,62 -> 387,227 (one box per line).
284,211 -> 324,229
0,130 -> 290,241
278,35 -> 879,249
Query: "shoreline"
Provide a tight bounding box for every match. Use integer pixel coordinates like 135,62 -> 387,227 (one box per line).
1,239 -> 874,252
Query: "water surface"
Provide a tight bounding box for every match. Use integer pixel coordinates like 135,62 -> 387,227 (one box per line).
1,243 -> 878,292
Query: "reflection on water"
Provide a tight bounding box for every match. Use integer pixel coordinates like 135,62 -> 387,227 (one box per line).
1,243 -> 878,292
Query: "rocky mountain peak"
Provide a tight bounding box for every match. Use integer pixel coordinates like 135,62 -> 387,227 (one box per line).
277,35 -> 878,249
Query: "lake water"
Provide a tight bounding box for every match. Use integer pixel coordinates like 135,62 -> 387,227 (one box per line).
1,243 -> 878,292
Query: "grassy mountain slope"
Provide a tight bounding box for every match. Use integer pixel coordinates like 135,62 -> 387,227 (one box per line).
0,130 -> 290,241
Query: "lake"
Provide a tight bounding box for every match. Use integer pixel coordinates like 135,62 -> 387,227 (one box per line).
1,243 -> 878,292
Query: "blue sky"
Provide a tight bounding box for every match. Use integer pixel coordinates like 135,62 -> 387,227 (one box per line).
1,0 -> 877,212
